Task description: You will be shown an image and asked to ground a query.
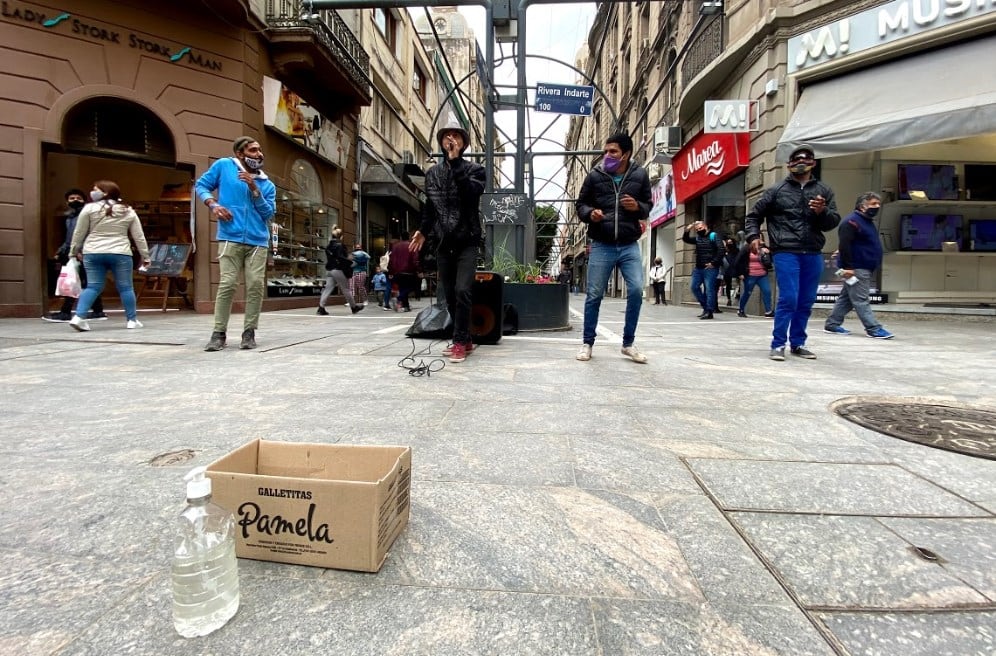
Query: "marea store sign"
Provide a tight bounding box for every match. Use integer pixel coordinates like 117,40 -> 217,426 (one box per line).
1,1 -> 223,71
672,131 -> 750,204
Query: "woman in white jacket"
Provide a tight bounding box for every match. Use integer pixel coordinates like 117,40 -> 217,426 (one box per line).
69,180 -> 151,332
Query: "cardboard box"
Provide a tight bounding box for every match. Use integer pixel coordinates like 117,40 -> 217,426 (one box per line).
206,439 -> 411,572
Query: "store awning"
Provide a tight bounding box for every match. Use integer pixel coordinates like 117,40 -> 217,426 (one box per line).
360,164 -> 420,211
777,36 -> 996,160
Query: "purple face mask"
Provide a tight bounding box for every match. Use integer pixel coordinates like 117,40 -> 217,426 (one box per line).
603,155 -> 622,173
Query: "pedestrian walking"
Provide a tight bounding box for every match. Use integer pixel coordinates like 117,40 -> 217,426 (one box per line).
317,227 -> 363,315
733,241 -> 774,317
67,180 -> 150,332
44,188 -> 107,322
824,192 -> 894,339
350,242 -> 370,305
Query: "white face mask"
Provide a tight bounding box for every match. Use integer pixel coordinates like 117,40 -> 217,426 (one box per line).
90,190 -> 105,202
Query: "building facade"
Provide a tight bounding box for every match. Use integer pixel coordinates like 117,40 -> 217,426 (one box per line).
566,0 -> 996,308
0,0 -> 370,317
356,6 -> 439,264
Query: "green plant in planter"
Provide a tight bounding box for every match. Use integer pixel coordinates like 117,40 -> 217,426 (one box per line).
490,245 -> 555,284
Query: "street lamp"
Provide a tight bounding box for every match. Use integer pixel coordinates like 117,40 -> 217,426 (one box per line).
700,1 -> 723,16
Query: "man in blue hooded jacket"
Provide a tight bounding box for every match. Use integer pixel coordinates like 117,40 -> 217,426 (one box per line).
195,136 -> 276,351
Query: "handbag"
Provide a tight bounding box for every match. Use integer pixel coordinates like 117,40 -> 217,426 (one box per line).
56,259 -> 82,298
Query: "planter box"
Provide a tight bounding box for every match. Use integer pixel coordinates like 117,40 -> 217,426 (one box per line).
504,282 -> 571,331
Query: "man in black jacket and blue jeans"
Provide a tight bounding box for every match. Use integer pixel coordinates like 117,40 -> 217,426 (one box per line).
745,144 -> 840,361
410,124 -> 486,364
575,132 -> 652,363
824,192 -> 894,339
681,220 -> 723,319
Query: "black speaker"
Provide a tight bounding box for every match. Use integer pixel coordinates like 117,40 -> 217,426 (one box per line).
470,271 -> 503,345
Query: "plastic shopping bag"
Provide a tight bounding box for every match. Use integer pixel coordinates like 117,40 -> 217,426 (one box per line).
56,259 -> 82,298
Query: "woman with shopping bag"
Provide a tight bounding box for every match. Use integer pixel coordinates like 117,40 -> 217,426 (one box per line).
68,180 -> 151,332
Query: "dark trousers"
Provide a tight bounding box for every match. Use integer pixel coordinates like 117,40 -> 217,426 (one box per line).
394,273 -> 418,310
436,244 -> 477,344
652,281 -> 666,304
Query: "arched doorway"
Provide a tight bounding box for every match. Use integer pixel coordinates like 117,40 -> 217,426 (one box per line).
44,98 -> 196,315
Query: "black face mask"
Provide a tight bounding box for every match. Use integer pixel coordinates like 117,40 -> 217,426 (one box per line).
68,200 -> 85,211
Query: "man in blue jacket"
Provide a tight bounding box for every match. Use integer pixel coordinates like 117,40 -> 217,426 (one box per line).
824,192 -> 894,339
575,132 -> 652,363
195,136 -> 276,351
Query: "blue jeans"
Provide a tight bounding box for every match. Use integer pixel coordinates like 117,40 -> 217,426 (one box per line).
76,253 -> 138,320
771,252 -> 823,349
690,267 -> 717,312
582,241 -> 643,347
825,268 -> 881,333
739,274 -> 772,314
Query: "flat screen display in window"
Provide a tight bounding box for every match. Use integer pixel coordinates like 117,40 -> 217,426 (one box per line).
898,164 -> 959,201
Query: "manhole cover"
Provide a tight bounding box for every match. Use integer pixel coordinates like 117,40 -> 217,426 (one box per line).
833,398 -> 996,460
147,449 -> 197,467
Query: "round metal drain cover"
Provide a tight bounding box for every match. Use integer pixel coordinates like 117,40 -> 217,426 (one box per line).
833,398 -> 996,460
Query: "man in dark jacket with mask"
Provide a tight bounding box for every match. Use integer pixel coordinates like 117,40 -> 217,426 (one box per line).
575,132 -> 652,364
681,220 -> 723,319
410,124 -> 486,364
824,192 -> 894,339
44,188 -> 106,322
745,144 -> 840,361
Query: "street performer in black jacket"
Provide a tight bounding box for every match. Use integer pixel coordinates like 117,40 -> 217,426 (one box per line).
745,144 -> 840,361
410,123 -> 486,364
575,132 -> 652,364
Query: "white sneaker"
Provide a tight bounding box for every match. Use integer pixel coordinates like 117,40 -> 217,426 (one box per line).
621,345 -> 648,363
576,344 -> 592,361
126,319 -> 143,329
69,315 -> 90,332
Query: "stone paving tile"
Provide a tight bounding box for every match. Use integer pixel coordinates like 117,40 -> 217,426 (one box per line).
878,517 -> 996,600
817,610 -> 996,656
689,460 -> 988,516
57,574 -> 599,656
590,598 -> 836,656
331,481 -> 706,602
730,512 -> 990,609
570,433 -> 701,493
0,550 -> 154,656
652,495 -> 790,605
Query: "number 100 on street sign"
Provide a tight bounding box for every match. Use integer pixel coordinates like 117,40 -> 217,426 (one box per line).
535,82 -> 594,116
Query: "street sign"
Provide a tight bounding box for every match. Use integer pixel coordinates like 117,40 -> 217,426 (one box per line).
703,100 -> 759,133
534,82 -> 594,116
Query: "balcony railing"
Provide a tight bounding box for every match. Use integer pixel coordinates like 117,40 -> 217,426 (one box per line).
265,0 -> 370,91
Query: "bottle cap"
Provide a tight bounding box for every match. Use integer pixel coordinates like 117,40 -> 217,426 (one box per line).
184,466 -> 212,499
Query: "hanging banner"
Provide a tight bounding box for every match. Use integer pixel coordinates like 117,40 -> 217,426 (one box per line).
673,131 -> 750,203
649,167 -> 677,228
262,76 -> 348,169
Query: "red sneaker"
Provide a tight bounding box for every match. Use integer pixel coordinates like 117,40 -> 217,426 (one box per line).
443,341 -> 475,357
448,343 -> 467,363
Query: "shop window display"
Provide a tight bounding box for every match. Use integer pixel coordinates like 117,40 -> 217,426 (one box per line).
268,188 -> 336,297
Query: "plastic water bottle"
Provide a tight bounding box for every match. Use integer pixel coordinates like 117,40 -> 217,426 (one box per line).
171,466 -> 240,638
